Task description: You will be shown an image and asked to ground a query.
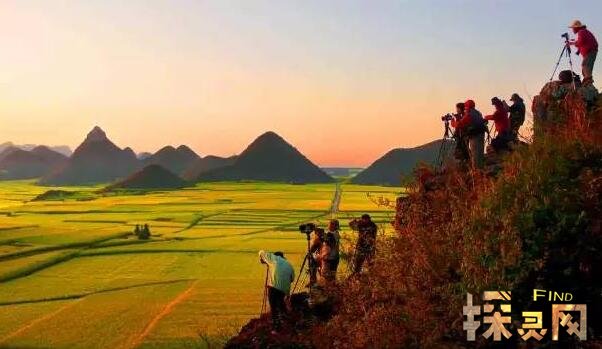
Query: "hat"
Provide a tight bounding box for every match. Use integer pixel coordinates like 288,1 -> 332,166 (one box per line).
569,20 -> 585,28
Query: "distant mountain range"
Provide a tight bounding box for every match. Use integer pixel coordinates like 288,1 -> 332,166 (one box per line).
0,146 -> 68,180
351,140 -> 446,186
104,164 -> 188,190
0,127 -> 446,187
1,126 -> 228,184
142,145 -> 200,175
0,142 -> 72,157
321,167 -> 364,177
137,152 -> 153,160
181,155 -> 238,181
197,131 -> 334,184
39,126 -> 140,185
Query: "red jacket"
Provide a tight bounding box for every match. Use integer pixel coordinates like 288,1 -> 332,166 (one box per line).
575,28 -> 598,56
451,102 -> 475,130
485,105 -> 510,134
451,113 -> 471,129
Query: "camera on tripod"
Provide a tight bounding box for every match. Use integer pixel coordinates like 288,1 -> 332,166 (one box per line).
299,223 -> 316,235
550,32 -> 577,86
441,113 -> 454,122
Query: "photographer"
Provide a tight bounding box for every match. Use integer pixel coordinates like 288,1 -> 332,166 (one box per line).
259,250 -> 295,333
349,214 -> 377,274
506,93 -> 525,142
322,219 -> 341,282
304,221 -> 341,285
568,20 -> 598,84
451,100 -> 486,169
450,102 -> 470,162
308,228 -> 325,285
485,97 -> 511,152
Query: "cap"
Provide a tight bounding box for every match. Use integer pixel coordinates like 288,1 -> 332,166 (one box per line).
569,20 -> 585,28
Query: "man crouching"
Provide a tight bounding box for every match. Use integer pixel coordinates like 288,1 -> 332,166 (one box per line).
258,250 -> 295,334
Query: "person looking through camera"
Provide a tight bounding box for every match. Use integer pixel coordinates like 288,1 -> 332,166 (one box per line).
258,250 -> 294,333
349,214 -> 377,275
321,219 -> 341,282
568,20 -> 598,85
308,227 -> 325,285
485,97 -> 511,153
450,102 -> 470,162
451,100 -> 486,169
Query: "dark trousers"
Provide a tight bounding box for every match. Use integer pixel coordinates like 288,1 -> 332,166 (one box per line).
491,131 -> 512,152
454,135 -> 470,162
510,118 -> 524,141
323,257 -> 340,281
328,257 -> 340,273
353,247 -> 375,274
268,287 -> 286,330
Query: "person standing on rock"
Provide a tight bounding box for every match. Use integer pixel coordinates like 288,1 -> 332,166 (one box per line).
322,219 -> 341,282
452,102 -> 470,163
451,100 -> 486,169
568,20 -> 598,84
349,214 -> 377,274
485,97 -> 511,152
259,250 -> 294,333
308,227 -> 325,285
506,93 -> 525,142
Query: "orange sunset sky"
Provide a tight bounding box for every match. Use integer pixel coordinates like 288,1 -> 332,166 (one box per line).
1,1 -> 600,166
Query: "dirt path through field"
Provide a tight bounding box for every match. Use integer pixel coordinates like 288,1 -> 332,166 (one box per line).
123,280 -> 199,349
330,183 -> 342,217
0,299 -> 82,345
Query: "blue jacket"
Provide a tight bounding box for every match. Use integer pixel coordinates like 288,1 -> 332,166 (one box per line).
259,250 -> 295,294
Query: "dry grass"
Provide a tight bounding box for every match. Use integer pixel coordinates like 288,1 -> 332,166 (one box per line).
306,91 -> 602,347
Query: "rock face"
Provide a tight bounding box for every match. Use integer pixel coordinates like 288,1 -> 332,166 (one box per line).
181,155 -> 238,181
197,131 -> 334,183
532,76 -> 599,133
0,146 -> 68,180
142,145 -> 200,175
104,164 -> 187,190
40,126 -> 140,185
351,140 -> 445,186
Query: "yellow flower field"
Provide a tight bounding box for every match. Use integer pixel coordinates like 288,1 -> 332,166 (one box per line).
0,180 -> 401,348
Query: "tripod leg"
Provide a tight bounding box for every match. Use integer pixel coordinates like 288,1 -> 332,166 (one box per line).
550,45 -> 567,81
260,266 -> 269,316
292,254 -> 308,293
566,47 -> 577,89
437,127 -> 450,168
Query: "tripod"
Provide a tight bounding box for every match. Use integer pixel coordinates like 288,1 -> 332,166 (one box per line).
260,266 -> 269,316
550,36 -> 577,90
436,120 -> 455,168
292,232 -> 314,294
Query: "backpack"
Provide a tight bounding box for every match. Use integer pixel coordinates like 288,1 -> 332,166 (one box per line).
324,231 -> 340,260
465,109 -> 487,136
559,70 -> 581,85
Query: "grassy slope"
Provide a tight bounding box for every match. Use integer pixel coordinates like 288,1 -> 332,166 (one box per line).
303,94 -> 602,347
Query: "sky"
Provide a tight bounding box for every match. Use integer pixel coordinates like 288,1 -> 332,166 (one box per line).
1,0 -> 601,167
